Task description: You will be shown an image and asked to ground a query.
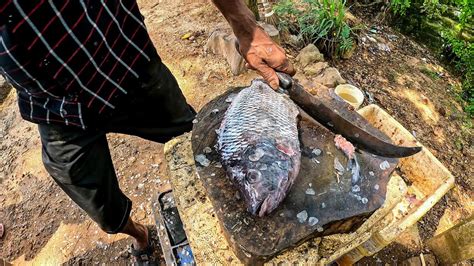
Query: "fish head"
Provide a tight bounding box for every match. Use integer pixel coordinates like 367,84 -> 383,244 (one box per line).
240,139 -> 299,217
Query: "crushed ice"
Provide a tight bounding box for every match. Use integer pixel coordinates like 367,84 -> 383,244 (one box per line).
379,161 -> 390,170
334,157 -> 345,174
192,119 -> 198,124
305,188 -> 316,195
352,185 -> 361,192
195,154 -> 210,167
374,184 -> 379,190
203,147 -> 212,154
296,210 -> 308,223
312,148 -> 322,156
225,93 -> 237,103
249,148 -> 265,161
308,217 -> 319,226
361,197 -> 368,204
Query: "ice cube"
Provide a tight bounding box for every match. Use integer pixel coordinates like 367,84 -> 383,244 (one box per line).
249,148 -> 265,161
312,148 -> 322,156
308,217 -> 319,226
226,93 -> 237,103
379,161 -> 390,170
203,147 -> 212,154
195,154 -> 210,167
296,210 -> 308,223
305,188 -> 316,195
334,157 -> 345,173
352,185 -> 361,192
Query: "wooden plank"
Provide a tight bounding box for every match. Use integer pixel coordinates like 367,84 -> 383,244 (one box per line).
191,87 -> 398,264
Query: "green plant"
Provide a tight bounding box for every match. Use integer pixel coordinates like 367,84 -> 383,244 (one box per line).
420,67 -> 440,79
388,0 -> 473,116
391,0 -> 412,15
443,31 -> 474,115
274,0 -> 354,57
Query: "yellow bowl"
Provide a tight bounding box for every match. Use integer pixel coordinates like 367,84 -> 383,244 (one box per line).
335,84 -> 365,109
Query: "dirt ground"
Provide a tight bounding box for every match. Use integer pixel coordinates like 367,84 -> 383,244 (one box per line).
0,0 -> 472,265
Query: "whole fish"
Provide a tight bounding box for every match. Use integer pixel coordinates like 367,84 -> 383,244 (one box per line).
217,80 -> 301,216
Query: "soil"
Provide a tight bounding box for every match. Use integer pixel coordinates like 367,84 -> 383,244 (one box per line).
0,0 -> 472,264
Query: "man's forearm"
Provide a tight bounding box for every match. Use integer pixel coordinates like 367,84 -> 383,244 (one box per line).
211,0 -> 258,40
212,0 -> 295,89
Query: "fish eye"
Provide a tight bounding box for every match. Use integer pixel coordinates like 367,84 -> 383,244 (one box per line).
247,169 -> 262,184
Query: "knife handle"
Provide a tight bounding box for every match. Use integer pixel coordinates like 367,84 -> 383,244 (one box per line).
276,72 -> 293,90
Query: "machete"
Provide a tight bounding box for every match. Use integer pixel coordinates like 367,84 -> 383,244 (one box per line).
276,72 -> 422,158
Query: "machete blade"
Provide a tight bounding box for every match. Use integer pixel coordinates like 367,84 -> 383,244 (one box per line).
276,72 -> 422,158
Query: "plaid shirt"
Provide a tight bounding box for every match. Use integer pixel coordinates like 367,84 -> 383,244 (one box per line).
0,0 -> 154,129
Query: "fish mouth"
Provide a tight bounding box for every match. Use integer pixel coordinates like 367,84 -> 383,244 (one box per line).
256,195 -> 276,217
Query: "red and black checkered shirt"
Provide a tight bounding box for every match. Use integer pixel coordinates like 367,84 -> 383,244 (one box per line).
0,0 -> 155,129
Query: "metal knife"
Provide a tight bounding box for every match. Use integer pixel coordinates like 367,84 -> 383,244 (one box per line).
276,72 -> 422,158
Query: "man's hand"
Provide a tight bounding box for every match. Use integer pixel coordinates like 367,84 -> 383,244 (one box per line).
212,0 -> 295,89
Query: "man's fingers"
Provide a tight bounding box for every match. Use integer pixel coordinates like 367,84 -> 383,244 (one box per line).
273,60 -> 296,76
245,62 -> 255,70
255,63 -> 279,90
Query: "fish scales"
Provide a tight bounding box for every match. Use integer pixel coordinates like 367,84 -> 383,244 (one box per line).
218,80 -> 301,216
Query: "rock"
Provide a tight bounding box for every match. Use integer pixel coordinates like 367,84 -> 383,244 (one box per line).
287,34 -> 303,48
313,67 -> 346,88
296,44 -> 324,67
377,43 -> 391,52
303,62 -> 328,76
304,82 -> 330,96
204,31 -> 246,75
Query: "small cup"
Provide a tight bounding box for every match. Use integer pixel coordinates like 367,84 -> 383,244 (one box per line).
335,84 -> 365,109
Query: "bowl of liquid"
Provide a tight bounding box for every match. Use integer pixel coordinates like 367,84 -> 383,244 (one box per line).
334,84 -> 365,109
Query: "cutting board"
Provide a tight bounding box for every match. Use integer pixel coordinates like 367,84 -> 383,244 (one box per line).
191,85 -> 398,264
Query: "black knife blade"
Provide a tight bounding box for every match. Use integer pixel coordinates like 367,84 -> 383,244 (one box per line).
276,72 -> 422,158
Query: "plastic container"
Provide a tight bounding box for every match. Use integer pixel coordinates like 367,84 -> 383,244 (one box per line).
335,84 -> 365,109
330,104 -> 455,264
152,190 -> 196,265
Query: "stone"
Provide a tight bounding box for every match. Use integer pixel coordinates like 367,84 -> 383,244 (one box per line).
204,31 -> 246,75
287,34 -> 303,48
313,67 -> 346,88
303,62 -> 329,76
304,82 -> 330,96
296,44 -> 324,67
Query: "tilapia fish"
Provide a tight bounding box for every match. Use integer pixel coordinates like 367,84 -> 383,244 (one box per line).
217,80 -> 301,217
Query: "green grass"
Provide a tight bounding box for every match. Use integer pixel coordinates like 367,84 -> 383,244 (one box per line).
274,0 -> 354,57
420,67 -> 440,80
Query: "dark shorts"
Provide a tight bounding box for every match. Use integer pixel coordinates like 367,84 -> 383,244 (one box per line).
38,58 -> 195,234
